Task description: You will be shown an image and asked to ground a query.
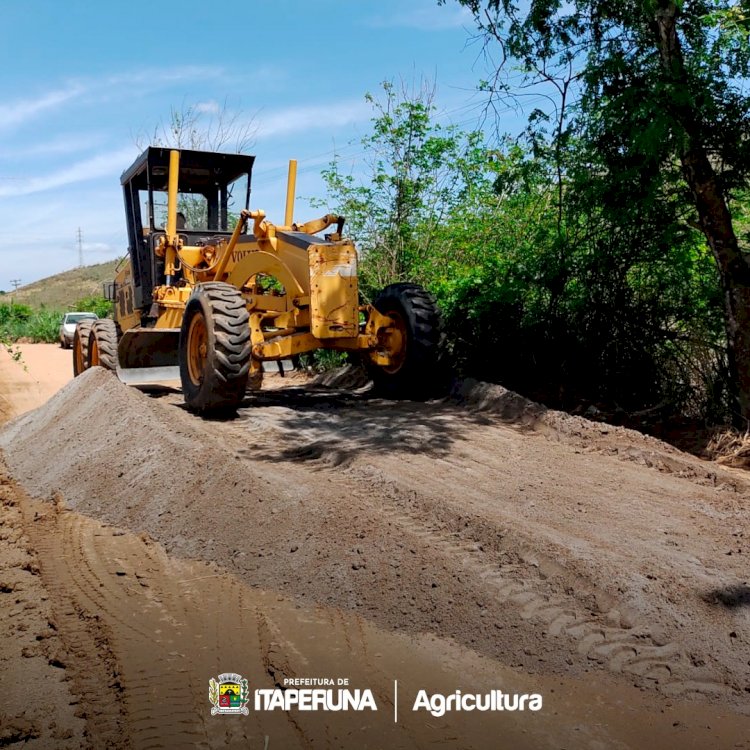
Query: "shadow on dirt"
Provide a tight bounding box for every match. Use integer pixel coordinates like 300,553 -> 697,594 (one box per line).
703,584 -> 750,609
232,385 -> 491,468
138,385 -> 181,398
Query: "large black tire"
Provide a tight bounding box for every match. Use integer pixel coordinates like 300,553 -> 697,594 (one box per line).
179,282 -> 251,414
72,319 -> 95,376
367,283 -> 444,399
88,319 -> 120,372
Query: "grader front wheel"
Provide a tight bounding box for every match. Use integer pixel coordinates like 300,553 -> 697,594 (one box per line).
179,282 -> 252,414
368,283 -> 444,399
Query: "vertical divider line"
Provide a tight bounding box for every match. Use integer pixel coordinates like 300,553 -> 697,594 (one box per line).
394,679 -> 398,723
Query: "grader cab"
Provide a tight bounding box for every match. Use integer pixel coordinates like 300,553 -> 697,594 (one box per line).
73,146 -> 443,413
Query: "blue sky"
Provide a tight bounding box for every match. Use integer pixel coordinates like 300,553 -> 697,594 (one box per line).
0,0 -> 516,292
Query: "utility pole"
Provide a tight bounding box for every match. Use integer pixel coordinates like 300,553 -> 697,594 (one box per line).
77,227 -> 84,267
10,279 -> 21,307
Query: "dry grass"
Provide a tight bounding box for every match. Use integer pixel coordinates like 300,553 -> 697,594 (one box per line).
5,260 -> 121,310
705,427 -> 750,467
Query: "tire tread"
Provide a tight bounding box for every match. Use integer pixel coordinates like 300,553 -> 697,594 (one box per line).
179,282 -> 252,413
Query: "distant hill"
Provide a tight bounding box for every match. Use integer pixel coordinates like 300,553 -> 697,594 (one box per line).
8,260 -> 122,310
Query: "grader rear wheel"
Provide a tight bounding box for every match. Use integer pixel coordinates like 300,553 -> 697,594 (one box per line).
89,319 -> 120,372
367,283 -> 444,399
73,319 -> 96,376
179,282 -> 251,414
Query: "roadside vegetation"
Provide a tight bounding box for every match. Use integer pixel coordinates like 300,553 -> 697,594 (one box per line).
5,3 -> 747,436
318,80 -> 726,424
318,0 -> 750,431
0,296 -> 112,344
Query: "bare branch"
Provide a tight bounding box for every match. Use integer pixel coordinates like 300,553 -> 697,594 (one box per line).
133,100 -> 258,153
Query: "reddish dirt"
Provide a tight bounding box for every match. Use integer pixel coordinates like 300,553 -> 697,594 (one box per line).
0,343 -> 71,420
1,347 -> 749,749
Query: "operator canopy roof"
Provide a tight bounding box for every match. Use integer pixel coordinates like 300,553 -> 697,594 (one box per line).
121,147 -> 255,193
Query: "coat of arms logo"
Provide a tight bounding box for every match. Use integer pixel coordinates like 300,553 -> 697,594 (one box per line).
209,672 -> 250,715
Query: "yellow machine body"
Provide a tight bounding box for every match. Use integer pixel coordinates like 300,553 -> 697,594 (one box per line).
79,145 -> 443,411
308,244 -> 359,339
107,148 -> 402,385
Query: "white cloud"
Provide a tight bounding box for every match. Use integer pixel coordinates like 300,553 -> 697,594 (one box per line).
103,65 -> 225,89
364,5 -> 473,31
79,241 -> 114,253
0,132 -> 107,160
254,100 -> 372,140
195,100 -> 221,115
0,146 -> 137,198
0,188 -> 127,290
0,84 -> 85,131
0,66 -> 225,134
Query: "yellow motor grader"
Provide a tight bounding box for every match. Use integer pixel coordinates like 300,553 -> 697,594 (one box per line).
72,147 -> 442,413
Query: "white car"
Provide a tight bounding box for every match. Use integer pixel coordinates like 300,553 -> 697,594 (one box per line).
59,312 -> 98,349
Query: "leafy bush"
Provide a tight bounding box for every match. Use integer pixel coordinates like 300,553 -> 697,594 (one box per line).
298,350 -> 350,372
0,302 -> 32,324
0,304 -> 61,343
23,309 -> 64,343
74,295 -> 112,318
0,295 -> 112,344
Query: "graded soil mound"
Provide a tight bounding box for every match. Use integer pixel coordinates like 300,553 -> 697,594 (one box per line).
453,378 -> 738,488
2,366 -> 749,718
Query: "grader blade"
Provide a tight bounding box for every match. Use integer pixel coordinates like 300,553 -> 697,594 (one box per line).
116,327 -> 181,386
116,365 -> 181,386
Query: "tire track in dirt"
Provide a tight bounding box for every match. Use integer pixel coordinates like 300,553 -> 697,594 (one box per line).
6,473 -> 557,750
0,467 -> 86,749
367,491 -> 727,699
12,466 -> 448,749
16,489 -> 292,749
363,478 -> 722,697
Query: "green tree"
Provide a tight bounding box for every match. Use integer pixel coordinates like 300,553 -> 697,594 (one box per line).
444,0 -> 750,422
317,81 -> 488,298
321,79 -> 724,416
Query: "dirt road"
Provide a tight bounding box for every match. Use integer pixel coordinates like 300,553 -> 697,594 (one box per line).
1,345 -> 749,749
0,344 -> 71,421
